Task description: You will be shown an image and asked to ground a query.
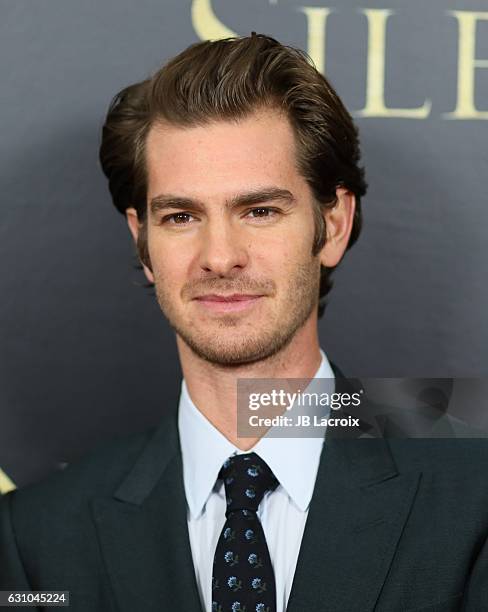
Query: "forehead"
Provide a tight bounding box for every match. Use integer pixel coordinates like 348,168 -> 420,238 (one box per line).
144,109 -> 302,200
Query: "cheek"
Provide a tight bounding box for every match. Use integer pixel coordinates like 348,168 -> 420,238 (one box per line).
148,237 -> 190,287
253,225 -> 314,268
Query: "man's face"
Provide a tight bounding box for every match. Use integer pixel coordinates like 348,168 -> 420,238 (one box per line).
133,109 -> 325,366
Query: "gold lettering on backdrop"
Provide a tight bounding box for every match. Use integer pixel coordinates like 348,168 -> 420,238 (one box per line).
356,9 -> 431,119
298,7 -> 332,75
0,467 -> 16,494
445,11 -> 488,119
191,0 -> 237,41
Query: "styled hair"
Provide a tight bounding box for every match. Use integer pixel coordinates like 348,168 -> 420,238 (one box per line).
99,34 -> 367,317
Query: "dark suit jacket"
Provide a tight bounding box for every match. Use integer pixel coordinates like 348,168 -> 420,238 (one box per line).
2,387 -> 488,611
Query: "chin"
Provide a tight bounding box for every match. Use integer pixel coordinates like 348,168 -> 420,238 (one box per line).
189,339 -> 266,366
177,326 -> 295,367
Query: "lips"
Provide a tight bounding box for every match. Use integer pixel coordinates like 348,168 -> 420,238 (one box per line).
193,293 -> 265,313
194,294 -> 263,302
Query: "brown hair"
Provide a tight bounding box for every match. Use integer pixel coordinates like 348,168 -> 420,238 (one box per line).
99,34 -> 367,317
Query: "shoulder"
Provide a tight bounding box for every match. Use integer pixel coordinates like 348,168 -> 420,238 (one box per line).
1,428 -> 155,523
387,438 -> 488,480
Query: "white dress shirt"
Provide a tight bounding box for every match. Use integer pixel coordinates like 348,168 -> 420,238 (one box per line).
178,349 -> 335,612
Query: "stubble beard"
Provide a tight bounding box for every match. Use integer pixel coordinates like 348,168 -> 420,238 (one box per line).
152,257 -> 322,366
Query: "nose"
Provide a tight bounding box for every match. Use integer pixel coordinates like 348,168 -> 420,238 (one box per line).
198,216 -> 249,276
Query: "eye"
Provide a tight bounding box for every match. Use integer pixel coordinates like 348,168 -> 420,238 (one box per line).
246,207 -> 279,220
161,212 -> 195,225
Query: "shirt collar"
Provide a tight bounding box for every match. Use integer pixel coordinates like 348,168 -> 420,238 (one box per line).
178,349 -> 335,518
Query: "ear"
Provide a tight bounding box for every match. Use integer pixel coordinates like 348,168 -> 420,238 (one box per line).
125,207 -> 155,284
126,207 -> 140,243
319,188 -> 356,268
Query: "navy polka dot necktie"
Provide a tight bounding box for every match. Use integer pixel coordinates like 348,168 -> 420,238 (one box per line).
212,452 -> 279,612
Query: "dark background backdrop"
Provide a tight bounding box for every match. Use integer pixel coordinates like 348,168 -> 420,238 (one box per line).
1,0 -> 487,489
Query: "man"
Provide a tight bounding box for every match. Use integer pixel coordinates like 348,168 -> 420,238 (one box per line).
1,34 -> 488,612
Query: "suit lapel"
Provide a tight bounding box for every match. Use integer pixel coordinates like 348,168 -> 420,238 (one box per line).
91,413 -> 203,612
287,392 -> 421,612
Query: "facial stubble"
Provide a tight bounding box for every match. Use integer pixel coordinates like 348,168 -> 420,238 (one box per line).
151,254 -> 322,366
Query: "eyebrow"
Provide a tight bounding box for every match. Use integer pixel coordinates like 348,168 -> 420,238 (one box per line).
149,187 -> 296,215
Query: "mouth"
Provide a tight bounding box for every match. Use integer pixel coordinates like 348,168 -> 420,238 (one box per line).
193,294 -> 265,313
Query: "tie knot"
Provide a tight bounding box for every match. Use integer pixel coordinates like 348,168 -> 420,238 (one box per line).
219,452 -> 279,517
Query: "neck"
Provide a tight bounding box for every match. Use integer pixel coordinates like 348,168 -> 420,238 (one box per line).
177,316 -> 322,450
